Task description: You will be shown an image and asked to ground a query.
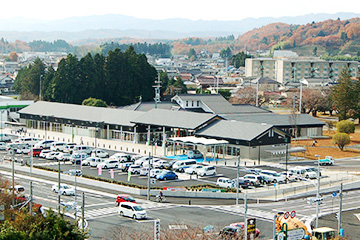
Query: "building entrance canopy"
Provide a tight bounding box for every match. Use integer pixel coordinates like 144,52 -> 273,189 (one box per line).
168,136 -> 228,146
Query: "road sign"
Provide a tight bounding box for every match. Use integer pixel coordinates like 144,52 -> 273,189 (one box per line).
151,179 -> 156,184
247,218 -> 256,240
154,219 -> 160,240
284,211 -> 290,219
290,210 -> 296,218
332,192 -> 337,197
287,228 -> 305,240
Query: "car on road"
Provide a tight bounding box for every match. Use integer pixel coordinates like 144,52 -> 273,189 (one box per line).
187,149 -> 203,159
153,160 -> 170,169
64,169 -> 82,176
50,142 -> 67,152
184,164 -> 204,175
128,165 -> 141,174
51,184 -> 75,196
34,140 -> 55,149
156,170 -> 178,181
91,149 -> 110,158
260,170 -> 285,183
229,222 -> 260,237
216,177 -> 234,188
116,194 -> 137,206
197,166 -> 216,177
97,159 -> 119,169
118,202 -> 147,220
319,156 -> 334,166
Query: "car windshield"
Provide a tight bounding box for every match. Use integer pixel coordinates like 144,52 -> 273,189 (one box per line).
62,185 -> 70,189
133,206 -> 144,211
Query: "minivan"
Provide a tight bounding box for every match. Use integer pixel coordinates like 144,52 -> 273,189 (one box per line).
73,145 -> 92,155
118,202 -> 147,220
97,159 -> 119,169
34,140 -> 55,149
50,142 -> 67,152
172,160 -> 197,172
13,137 -> 39,147
216,177 -> 234,188
187,149 -> 203,159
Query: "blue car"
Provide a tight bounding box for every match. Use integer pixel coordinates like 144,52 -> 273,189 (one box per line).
156,171 -> 178,181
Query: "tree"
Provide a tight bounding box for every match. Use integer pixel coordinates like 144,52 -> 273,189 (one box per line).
313,46 -> 317,56
230,52 -> 251,68
336,120 -> 355,134
188,48 -> 197,60
331,67 -> 358,120
332,133 -> 350,151
218,89 -> 231,100
82,98 -> 107,107
220,47 -> 232,59
9,52 -> 18,62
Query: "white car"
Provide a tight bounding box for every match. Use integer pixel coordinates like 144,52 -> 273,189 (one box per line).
216,177 -> 234,188
90,158 -> 105,167
109,153 -> 131,162
13,137 -> 40,147
128,165 -> 141,174
97,159 -> 119,169
82,157 -> 101,166
34,140 -> 55,149
63,143 -> 77,153
140,167 -> 149,176
260,170 -> 285,183
45,151 -> 60,160
197,166 -> 216,177
39,149 -> 51,158
184,164 -> 204,175
142,158 -> 161,168
91,149 -> 110,158
243,174 -> 262,186
55,152 -> 72,161
50,142 -> 67,152
0,142 -> 6,151
153,160 -> 170,169
149,169 -> 163,178
51,184 -> 75,196
119,202 -> 147,220
134,156 -> 150,166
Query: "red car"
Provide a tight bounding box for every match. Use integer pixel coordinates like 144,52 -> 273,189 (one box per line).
230,222 -> 260,237
28,148 -> 43,157
116,194 -> 137,206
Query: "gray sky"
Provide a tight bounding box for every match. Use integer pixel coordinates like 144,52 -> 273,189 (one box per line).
3,0 -> 359,20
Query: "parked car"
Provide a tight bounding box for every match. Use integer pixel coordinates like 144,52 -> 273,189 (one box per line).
280,172 -> 298,182
16,145 -> 31,155
134,156 -> 151,166
0,133 -> 12,142
156,170 -> 178,181
13,137 -> 40,147
197,166 -> 216,177
119,162 -> 133,172
51,184 -> 75,196
0,142 -> 6,151
216,177 -> 234,188
219,226 -> 242,238
118,202 -> 147,220
72,145 -> 92,155
187,149 -> 203,159
128,165 -> 141,174
90,157 -> 105,168
260,170 -> 285,183
110,153 -> 131,162
9,185 -> 25,197
246,168 -> 263,175
91,149 -> 110,158
116,194 -> 137,206
243,174 -> 263,186
55,152 -> 72,161
289,167 -> 317,179
319,156 -> 334,166
50,142 -> 67,152
64,169 -> 82,176
229,222 -> 260,237
63,143 -> 77,153
97,159 -> 119,169
45,151 -> 61,160
142,158 -> 161,168
149,169 -> 163,178
39,149 -> 51,158
82,157 -> 101,166
28,148 -> 43,157
232,177 -> 251,189
153,160 -> 170,169
34,140 -> 55,149
172,159 -> 197,172
184,164 -> 204,175
139,167 -> 149,176
70,152 -> 88,165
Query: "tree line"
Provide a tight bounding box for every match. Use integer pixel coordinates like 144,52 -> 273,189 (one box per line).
14,46 -> 157,106
100,42 -> 172,57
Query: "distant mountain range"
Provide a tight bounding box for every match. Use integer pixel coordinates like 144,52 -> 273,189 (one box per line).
0,12 -> 359,43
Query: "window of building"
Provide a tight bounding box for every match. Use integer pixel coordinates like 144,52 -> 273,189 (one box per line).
197,101 -> 200,107
186,101 -> 188,107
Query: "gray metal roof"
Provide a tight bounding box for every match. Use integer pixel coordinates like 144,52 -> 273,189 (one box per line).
122,101 -> 177,112
221,113 -> 325,127
19,101 -> 144,127
195,120 -> 273,141
131,109 -> 218,130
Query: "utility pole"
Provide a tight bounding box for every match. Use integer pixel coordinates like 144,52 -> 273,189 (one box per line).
256,79 -> 259,107
82,192 -> 85,232
147,152 -> 151,201
315,155 -> 321,228
338,183 -> 343,234
244,193 -> 248,240
58,159 -> 61,213
11,150 -> 15,208
29,181 -> 33,216
236,156 -> 240,205
75,161 -> 78,220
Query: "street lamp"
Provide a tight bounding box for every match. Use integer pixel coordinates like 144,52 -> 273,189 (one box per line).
299,78 -> 308,114
315,154 -> 321,228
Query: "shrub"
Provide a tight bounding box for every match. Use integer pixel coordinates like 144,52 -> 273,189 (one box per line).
332,133 -> 351,151
336,120 -> 355,134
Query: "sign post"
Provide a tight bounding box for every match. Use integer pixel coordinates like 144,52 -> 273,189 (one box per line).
247,218 -> 256,240
154,219 -> 160,240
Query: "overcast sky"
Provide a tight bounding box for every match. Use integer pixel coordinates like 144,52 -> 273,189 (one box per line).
3,0 -> 359,21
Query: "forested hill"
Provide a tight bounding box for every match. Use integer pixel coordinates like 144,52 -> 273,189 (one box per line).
237,18 -> 360,54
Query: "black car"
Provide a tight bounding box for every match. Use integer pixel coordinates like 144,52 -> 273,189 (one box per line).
232,178 -> 251,189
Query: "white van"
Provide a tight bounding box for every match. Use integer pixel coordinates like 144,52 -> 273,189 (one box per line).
118,202 -> 147,220
13,137 -> 40,147
73,145 -> 92,155
172,159 -> 197,172
289,167 -> 317,179
216,177 -> 234,188
50,142 -> 67,152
